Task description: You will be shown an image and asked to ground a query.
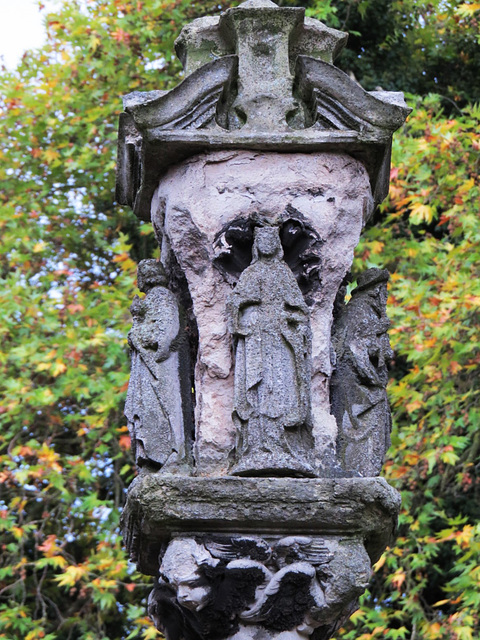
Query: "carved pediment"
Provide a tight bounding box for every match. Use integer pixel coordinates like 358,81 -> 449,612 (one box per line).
294,56 -> 411,134
123,56 -> 238,132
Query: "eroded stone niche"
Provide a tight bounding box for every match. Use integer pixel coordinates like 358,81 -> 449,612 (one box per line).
151,149 -> 374,476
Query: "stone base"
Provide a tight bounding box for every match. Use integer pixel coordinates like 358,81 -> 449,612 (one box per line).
122,475 -> 400,576
122,476 -> 400,640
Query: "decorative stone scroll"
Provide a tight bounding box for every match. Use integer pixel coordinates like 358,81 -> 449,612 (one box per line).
117,1 -> 410,638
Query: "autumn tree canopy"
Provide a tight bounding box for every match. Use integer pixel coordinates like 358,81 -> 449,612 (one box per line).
0,1 -> 479,639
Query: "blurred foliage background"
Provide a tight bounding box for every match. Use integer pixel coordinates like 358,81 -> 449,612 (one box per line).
0,0 -> 479,638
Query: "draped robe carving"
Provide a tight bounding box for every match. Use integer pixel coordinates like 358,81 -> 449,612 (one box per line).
228,227 -> 314,477
330,269 -> 393,476
125,260 -> 193,472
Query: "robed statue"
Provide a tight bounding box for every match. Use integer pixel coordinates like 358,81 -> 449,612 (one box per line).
227,226 -> 315,477
125,260 -> 193,472
330,268 -> 393,476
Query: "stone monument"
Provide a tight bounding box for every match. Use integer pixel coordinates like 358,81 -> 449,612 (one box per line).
117,1 -> 410,638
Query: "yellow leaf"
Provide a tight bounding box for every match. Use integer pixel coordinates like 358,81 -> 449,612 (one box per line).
428,622 -> 442,635
406,400 -> 422,413
52,360 -> 67,377
410,202 -> 434,224
370,241 -> 384,254
89,35 -> 101,51
373,554 -> 386,571
49,555 -> 68,568
44,149 -> 60,163
33,241 -> 47,253
456,2 -> 480,16
12,526 -> 24,540
458,177 -> 475,193
456,525 -> 474,547
391,569 -> 406,589
55,564 -> 88,587
143,627 -> 162,640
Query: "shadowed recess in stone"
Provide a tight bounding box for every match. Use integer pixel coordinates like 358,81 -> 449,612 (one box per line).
213,215 -> 323,299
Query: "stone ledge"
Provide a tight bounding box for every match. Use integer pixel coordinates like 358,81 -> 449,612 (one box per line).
122,475 -> 400,575
124,129 -> 392,221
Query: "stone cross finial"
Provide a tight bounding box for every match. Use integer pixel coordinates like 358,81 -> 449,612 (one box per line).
219,1 -> 304,130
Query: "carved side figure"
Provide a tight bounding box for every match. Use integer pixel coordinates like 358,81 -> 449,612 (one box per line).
125,260 -> 193,472
330,268 -> 393,476
227,226 -> 315,477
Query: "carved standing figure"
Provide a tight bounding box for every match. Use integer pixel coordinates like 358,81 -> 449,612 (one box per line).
228,226 -> 315,477
330,268 -> 393,476
125,260 -> 193,472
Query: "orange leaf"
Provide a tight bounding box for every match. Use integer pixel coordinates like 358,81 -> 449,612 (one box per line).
119,435 -> 131,450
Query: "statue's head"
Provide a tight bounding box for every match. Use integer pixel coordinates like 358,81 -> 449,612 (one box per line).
355,268 -> 389,292
354,268 -> 389,313
160,539 -> 218,613
137,259 -> 167,292
253,226 -> 283,260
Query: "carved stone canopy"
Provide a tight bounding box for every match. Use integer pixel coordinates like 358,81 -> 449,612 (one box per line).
116,0 -> 410,221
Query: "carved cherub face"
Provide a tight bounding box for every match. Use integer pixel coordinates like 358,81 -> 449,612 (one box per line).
176,578 -> 210,612
160,539 -> 217,613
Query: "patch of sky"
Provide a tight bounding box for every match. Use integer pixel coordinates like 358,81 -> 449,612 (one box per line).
92,505 -> 113,523
145,57 -> 166,71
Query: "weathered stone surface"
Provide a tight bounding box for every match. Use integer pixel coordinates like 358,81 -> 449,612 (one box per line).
175,16 -> 231,76
294,56 -> 411,132
290,17 -> 347,66
122,475 -> 400,575
228,227 -> 314,476
220,2 -> 303,131
124,56 -> 238,133
331,268 -> 393,477
174,2 -> 347,77
152,150 -> 373,475
125,260 -> 194,473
